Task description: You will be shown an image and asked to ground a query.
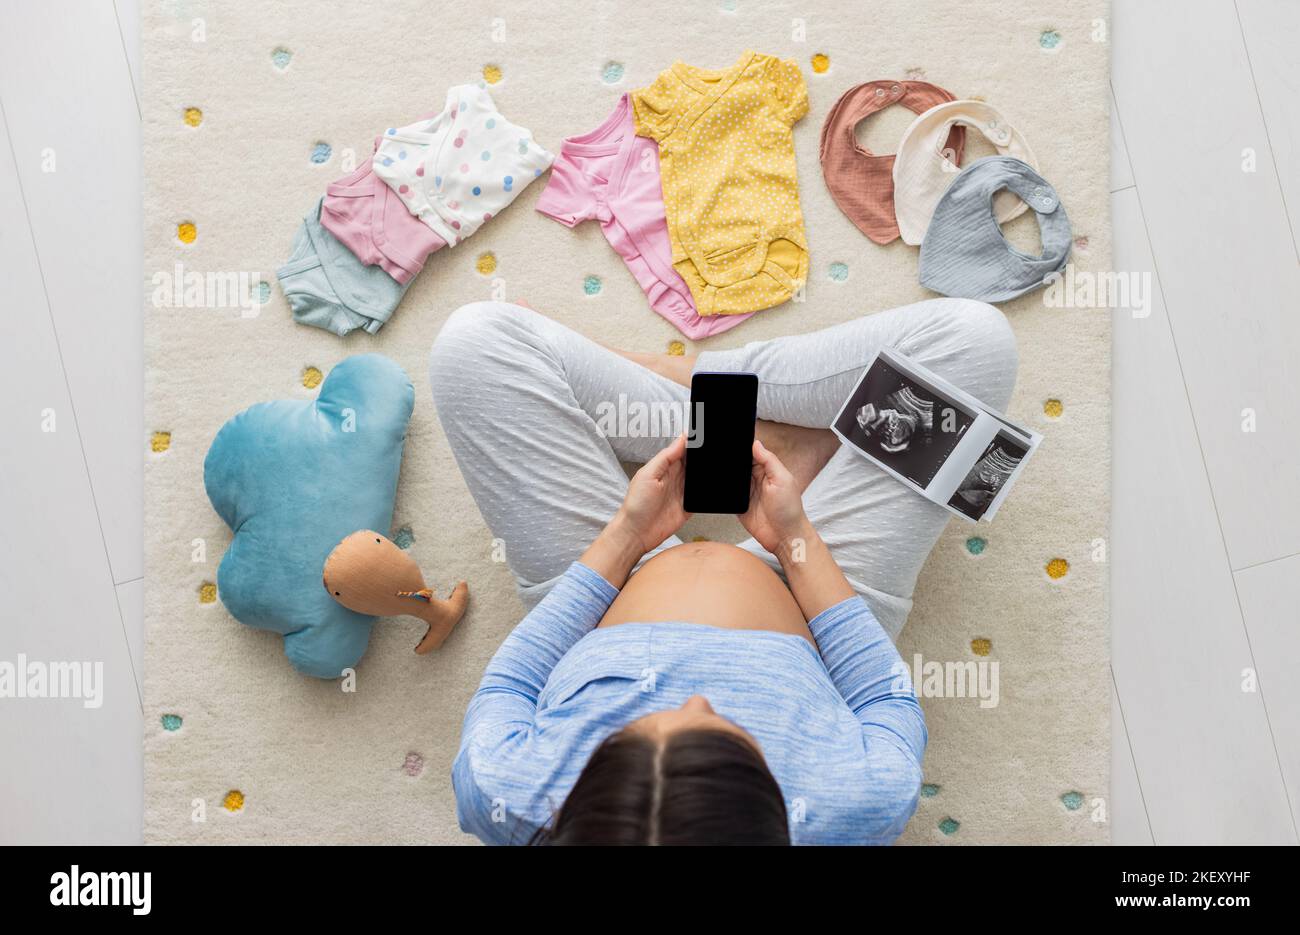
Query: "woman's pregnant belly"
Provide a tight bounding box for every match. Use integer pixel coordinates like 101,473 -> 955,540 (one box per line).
598,541 -> 814,646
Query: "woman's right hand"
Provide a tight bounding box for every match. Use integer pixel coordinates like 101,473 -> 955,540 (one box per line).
739,439 -> 812,556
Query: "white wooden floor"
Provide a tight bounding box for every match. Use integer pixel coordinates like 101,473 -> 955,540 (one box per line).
1,0 -> 1297,845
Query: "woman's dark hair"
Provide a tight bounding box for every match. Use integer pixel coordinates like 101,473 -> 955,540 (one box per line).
532,728 -> 790,845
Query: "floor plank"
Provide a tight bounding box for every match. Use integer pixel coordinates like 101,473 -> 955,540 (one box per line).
0,1 -> 144,585
1109,86 -> 1134,192
0,104 -> 143,846
116,577 -> 144,706
1110,674 -> 1153,845
1112,0 -> 1300,571
1236,0 -> 1300,258
1109,186 -> 1296,843
1233,554 -> 1300,831
114,0 -> 142,116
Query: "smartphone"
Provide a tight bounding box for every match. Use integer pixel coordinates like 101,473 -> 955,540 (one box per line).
683,372 -> 759,514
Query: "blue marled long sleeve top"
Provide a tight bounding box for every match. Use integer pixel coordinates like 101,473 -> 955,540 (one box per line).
453,562 -> 926,845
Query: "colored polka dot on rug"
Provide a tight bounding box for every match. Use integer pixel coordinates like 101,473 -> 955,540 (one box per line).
392,526 -> 415,549
402,752 -> 425,777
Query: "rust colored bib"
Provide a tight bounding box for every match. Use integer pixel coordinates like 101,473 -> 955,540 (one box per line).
819,79 -> 965,244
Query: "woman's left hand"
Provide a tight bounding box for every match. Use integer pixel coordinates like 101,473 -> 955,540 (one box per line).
615,433 -> 692,552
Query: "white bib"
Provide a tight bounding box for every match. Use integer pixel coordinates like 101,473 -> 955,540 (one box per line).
892,100 -> 1038,246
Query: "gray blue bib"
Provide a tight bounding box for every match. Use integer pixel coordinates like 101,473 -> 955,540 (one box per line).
918,156 -> 1071,303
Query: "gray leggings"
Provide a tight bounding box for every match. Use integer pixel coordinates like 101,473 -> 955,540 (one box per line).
429,299 -> 1017,639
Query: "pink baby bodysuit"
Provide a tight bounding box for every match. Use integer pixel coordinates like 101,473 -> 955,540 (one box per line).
536,94 -> 752,339
320,135 -> 447,284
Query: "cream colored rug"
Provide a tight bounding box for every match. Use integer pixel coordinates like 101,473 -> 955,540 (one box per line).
144,0 -> 1110,844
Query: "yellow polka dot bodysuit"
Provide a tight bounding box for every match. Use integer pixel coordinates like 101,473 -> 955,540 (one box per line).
632,51 -> 809,316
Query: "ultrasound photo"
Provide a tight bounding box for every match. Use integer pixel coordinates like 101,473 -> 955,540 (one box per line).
832,357 -> 975,489
947,433 -> 1030,520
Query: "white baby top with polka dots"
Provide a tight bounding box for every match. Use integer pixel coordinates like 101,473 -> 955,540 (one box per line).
373,84 -> 554,246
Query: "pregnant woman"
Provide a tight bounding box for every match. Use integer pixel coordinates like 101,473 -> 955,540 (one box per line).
429,298 -> 1016,845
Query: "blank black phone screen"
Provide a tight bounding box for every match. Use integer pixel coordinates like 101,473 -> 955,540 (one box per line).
683,372 -> 758,514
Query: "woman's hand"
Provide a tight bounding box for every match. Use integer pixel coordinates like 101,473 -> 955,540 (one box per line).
615,432 -> 692,553
741,439 -> 853,620
739,439 -> 812,556
582,434 -> 691,589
